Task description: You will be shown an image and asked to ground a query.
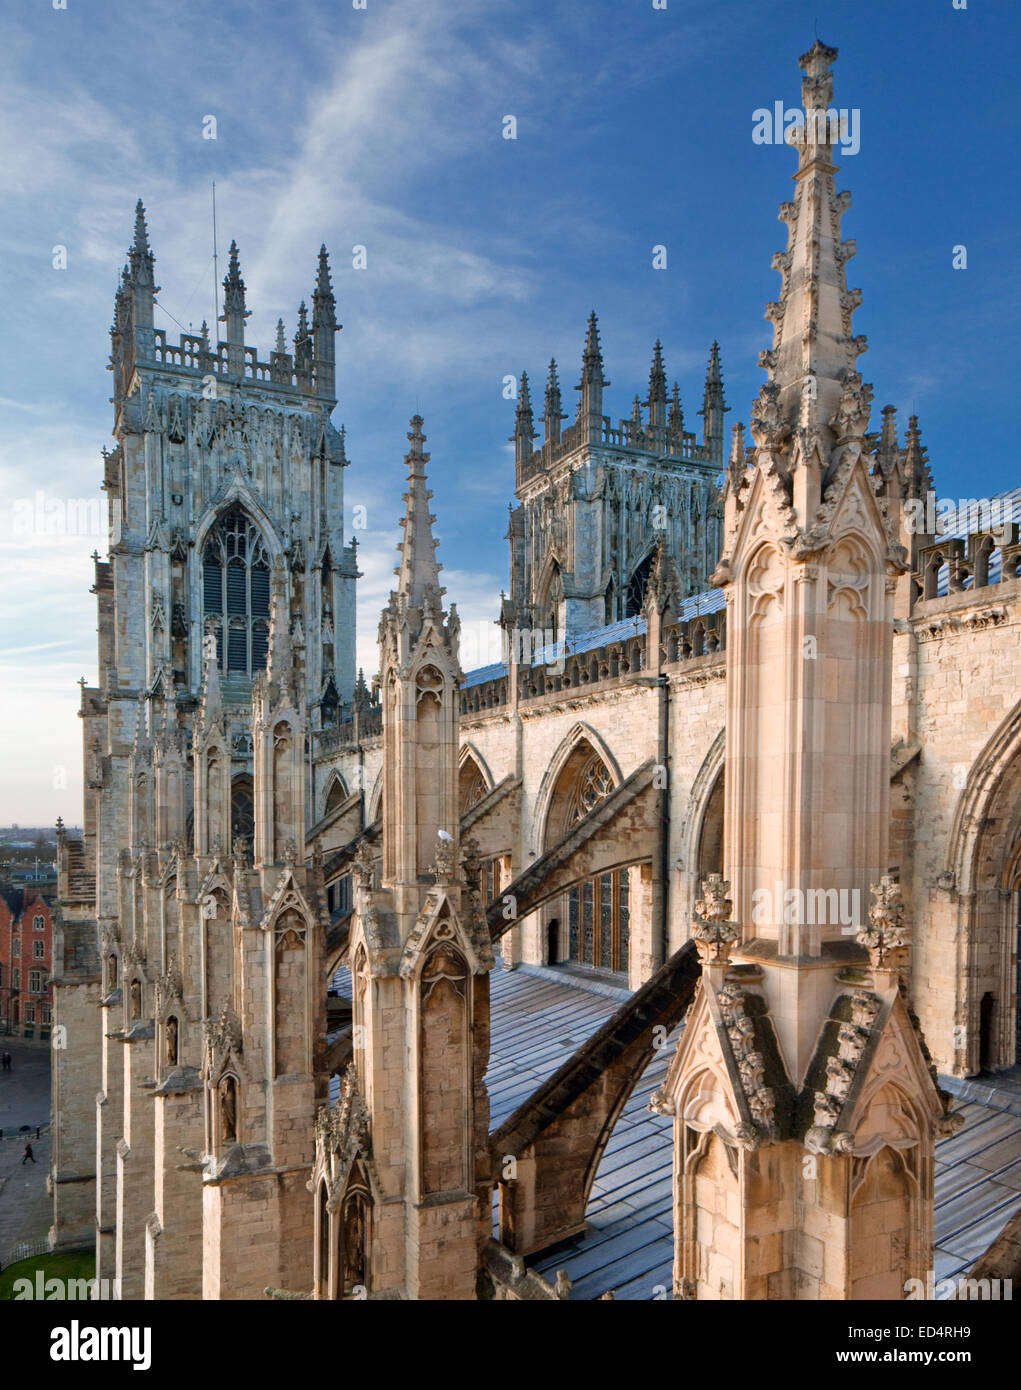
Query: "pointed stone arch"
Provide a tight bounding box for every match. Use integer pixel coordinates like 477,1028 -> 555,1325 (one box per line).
367,767 -> 383,824
458,743 -> 493,815
323,770 -> 349,818
535,553 -> 564,644
941,697 -> 1021,1071
625,547 -> 656,618
677,728 -> 727,937
196,870 -> 233,1018
533,722 -> 623,856
263,876 -> 319,1079
417,930 -> 472,1198
193,484 -> 285,563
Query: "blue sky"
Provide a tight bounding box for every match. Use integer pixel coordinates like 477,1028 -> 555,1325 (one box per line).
1,0 -> 1017,824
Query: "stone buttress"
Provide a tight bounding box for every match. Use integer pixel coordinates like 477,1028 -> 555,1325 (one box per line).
654,42 -> 961,1301
310,419 -> 494,1300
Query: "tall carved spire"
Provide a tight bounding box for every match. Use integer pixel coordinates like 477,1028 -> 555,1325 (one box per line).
294,300 -> 312,389
312,245 -> 339,400
754,40 -> 868,462
126,199 -> 158,339
393,416 -> 444,615
220,241 -> 251,375
543,358 -> 564,446
699,341 -> 728,466
646,340 -> 668,430
576,311 -> 608,434
668,381 -> 684,436
725,420 -> 747,498
659,43 -> 946,1306
353,667 -> 371,711
872,404 -> 900,490
271,316 -> 292,385
903,414 -> 934,502
513,371 -> 535,467
129,201 -> 154,279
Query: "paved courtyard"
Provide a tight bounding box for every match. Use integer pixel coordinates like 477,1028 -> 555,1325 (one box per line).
0,1037 -> 52,1266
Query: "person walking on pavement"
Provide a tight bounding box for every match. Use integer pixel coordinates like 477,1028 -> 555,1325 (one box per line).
22,1142 -> 35,1164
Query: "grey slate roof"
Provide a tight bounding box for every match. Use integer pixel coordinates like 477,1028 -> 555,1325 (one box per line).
324,955 -> 1021,1295
486,965 -> 1021,1300
462,587 -> 726,689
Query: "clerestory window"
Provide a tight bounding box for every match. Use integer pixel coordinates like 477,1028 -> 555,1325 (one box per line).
203,509 -> 270,676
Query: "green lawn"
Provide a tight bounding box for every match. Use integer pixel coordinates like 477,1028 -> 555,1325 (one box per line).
0,1250 -> 96,1300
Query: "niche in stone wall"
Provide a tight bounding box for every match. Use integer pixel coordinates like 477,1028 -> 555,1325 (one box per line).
849,1142 -> 914,1300
697,771 -> 725,882
272,723 -> 292,865
415,668 -> 443,876
339,1163 -> 372,1299
419,933 -> 469,1196
203,887 -> 232,1021
316,1179 -> 332,1300
274,907 -> 307,1077
135,773 -> 151,848
205,748 -> 225,852
163,878 -> 179,962
687,1129 -> 740,1300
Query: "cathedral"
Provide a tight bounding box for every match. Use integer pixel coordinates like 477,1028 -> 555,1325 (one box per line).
48,40 -> 1020,1301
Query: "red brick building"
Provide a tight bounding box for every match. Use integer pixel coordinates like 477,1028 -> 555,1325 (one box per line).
0,883 -> 55,1037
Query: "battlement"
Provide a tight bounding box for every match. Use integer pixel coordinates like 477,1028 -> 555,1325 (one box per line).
516,415 -> 714,488
111,203 -> 339,409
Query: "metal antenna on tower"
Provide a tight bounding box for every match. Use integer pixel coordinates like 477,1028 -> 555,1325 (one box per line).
212,181 -> 220,334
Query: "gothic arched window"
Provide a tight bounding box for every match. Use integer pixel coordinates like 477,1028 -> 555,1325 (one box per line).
231,774 -> 254,845
325,776 -> 348,816
203,509 -> 270,676
570,754 -> 614,825
459,758 -> 487,815
604,580 -> 616,625
626,554 -> 653,618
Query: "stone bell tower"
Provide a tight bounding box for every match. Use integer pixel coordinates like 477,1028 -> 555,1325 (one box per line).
310,418 -> 494,1300
655,41 -> 958,1300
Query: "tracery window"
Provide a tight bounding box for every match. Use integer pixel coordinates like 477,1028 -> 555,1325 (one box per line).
570,754 -> 614,824
567,870 -> 630,974
459,762 -> 487,815
231,775 -> 254,845
626,554 -> 653,617
202,509 -> 270,676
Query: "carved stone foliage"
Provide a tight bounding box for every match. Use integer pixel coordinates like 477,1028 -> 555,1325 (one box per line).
398,901 -> 486,982
691,873 -> 741,966
804,991 -> 880,1155
857,874 -> 910,972
432,835 -> 456,882
716,982 -> 776,1141
352,843 -> 375,891
316,1064 -> 372,1197
203,999 -> 243,1081
153,952 -> 183,1019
